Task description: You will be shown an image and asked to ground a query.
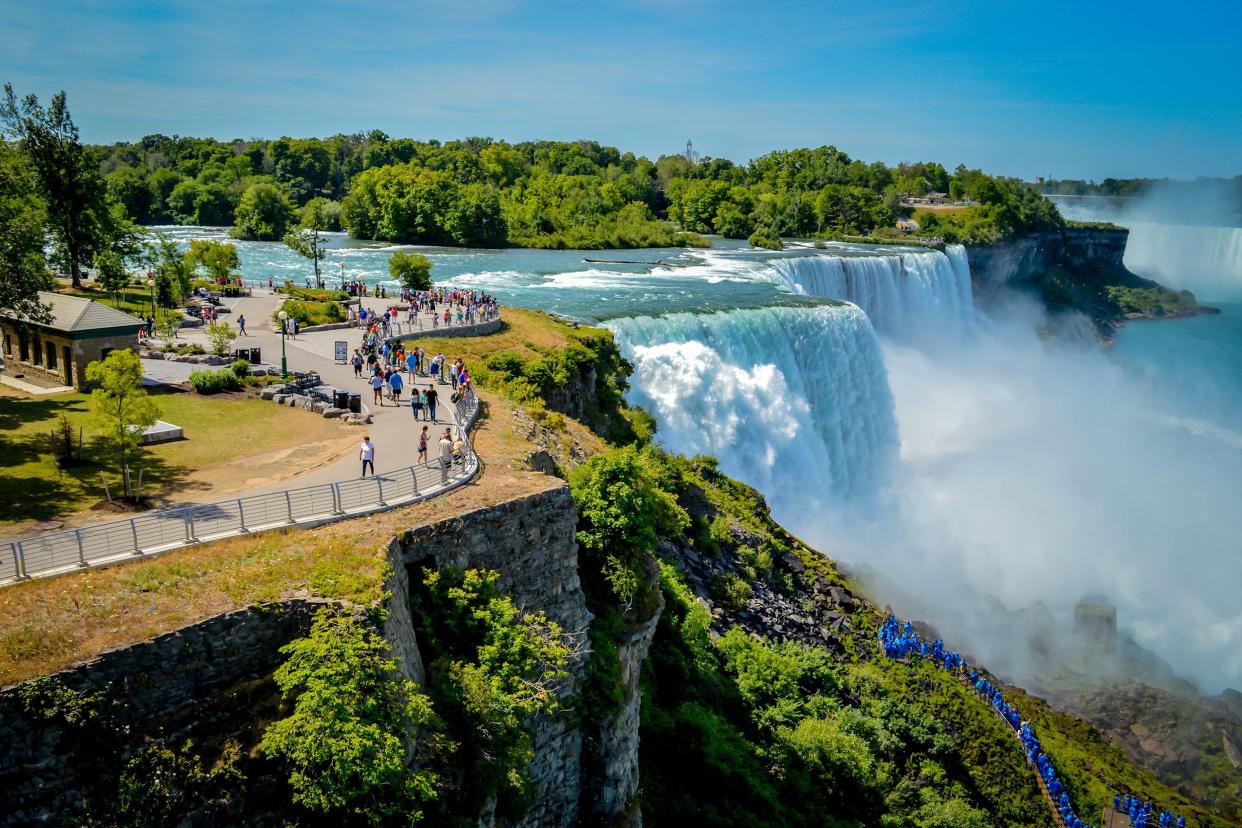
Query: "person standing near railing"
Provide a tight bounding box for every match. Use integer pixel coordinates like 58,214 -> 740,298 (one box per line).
359,436 -> 375,478
425,384 -> 439,422
438,428 -> 453,484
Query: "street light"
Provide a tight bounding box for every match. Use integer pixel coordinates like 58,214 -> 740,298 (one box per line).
278,310 -> 289,379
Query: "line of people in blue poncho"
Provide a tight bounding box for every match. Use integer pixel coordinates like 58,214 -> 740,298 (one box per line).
1112,794 -> 1185,828
878,615 -> 1190,828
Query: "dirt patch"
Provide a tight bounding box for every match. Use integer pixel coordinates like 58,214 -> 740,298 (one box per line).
88,497 -> 154,515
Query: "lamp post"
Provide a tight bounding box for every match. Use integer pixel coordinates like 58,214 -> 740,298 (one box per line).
146,277 -> 155,319
278,310 -> 289,379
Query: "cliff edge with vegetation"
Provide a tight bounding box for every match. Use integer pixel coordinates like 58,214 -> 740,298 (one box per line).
967,223 -> 1217,339
0,312 -> 1232,827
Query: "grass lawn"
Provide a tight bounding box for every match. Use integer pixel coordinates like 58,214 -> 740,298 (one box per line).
0,386 -> 355,535
61,282 -> 156,318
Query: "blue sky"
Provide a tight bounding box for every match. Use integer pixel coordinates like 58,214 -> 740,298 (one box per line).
2,0 -> 1239,179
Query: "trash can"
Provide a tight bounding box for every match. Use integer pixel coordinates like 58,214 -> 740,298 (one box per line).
235,348 -> 251,363
335,390 -> 350,410
348,393 -> 362,414
248,347 -> 261,364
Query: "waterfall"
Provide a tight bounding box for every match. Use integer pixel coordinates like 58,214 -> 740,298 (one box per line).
768,245 -> 975,338
607,305 -> 898,513
1123,221 -> 1242,300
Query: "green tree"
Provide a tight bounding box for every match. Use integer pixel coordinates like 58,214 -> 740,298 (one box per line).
0,141 -> 51,321
92,249 -> 128,307
183,239 -> 239,282
86,349 -> 160,496
231,181 -> 291,240
261,614 -> 441,825
284,198 -> 332,286
142,232 -> 191,311
0,86 -> 114,289
389,250 -> 432,291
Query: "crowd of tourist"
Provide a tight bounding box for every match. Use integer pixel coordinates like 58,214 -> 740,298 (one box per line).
1112,795 -> 1186,828
344,287 -> 499,333
878,615 -> 1189,828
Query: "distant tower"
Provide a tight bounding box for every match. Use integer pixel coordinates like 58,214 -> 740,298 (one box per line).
685,139 -> 698,166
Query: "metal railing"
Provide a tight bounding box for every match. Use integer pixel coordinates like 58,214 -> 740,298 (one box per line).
0,391 -> 481,586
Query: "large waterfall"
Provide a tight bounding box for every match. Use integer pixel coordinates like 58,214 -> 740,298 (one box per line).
607,304 -> 898,514
1123,221 -> 1242,300
768,245 -> 975,338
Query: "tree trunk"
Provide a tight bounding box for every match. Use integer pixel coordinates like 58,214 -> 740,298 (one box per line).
70,259 -> 82,290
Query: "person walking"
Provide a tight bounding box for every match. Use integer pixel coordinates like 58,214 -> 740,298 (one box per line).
417,388 -> 429,421
352,349 -> 363,378
359,436 -> 375,478
388,368 -> 403,404
438,428 -> 453,485
370,370 -> 385,407
238,314 -> 247,335
425,384 -> 438,422
417,426 -> 429,464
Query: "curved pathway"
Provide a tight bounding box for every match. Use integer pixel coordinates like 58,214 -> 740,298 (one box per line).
1,290 -> 499,584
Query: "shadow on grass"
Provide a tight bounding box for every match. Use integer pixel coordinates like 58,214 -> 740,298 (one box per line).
0,390 -> 206,527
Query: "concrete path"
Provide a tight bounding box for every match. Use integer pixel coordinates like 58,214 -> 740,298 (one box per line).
143,289 -> 486,495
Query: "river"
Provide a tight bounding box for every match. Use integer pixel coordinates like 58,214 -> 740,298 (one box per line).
155,223 -> 1242,694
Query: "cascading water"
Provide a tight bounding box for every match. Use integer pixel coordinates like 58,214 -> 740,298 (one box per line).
607,304 -> 898,516
1122,221 -> 1242,300
768,245 -> 975,338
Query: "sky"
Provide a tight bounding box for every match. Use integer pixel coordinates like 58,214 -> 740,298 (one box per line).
2,0 -> 1240,180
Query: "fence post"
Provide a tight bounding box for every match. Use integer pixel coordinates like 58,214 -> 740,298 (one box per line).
237,499 -> 247,532
184,506 -> 196,541
410,466 -> 419,495
376,476 -> 386,507
285,491 -> 294,523
331,483 -> 343,515
75,529 -> 86,568
130,518 -> 141,556
14,541 -> 27,580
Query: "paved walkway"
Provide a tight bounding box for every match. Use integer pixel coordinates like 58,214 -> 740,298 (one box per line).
155,289 -> 486,496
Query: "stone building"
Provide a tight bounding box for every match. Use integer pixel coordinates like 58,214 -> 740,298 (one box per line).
0,292 -> 143,390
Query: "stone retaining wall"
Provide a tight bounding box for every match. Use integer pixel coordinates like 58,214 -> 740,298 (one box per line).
0,599 -> 332,824
398,484 -> 592,828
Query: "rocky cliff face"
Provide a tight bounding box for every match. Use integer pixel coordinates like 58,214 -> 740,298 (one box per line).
966,227 -> 1213,337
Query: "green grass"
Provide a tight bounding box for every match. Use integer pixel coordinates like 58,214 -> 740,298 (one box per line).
0,387 -> 348,530
63,284 -> 155,317
1106,285 -> 1201,316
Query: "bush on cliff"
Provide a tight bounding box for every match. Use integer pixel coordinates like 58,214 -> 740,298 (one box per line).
408,567 -> 571,821
259,613 -> 442,825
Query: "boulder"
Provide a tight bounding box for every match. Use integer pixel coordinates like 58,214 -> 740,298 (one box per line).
344,413 -> 372,426
312,401 -> 331,414
144,351 -> 165,360
272,394 -> 291,405
322,407 -> 347,419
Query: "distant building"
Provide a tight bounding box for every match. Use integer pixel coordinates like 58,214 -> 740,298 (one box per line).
896,218 -> 919,232
0,292 -> 144,390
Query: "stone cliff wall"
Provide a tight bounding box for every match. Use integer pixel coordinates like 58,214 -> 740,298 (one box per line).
965,226 -> 1131,301
0,598 -> 331,824
398,484 -> 594,828
581,565 -> 664,828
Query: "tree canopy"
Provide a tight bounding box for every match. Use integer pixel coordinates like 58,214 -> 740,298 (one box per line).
388,251 -> 432,291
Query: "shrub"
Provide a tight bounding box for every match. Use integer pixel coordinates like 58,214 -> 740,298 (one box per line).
325,300 -> 344,322
188,368 -> 242,394
712,572 -> 753,612
261,613 -> 441,824
410,568 -> 570,816
748,227 -> 783,250
230,359 -> 250,378
205,321 -> 236,356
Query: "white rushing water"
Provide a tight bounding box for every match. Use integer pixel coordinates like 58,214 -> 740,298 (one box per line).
607,304 -> 898,514
1123,221 -> 1242,300
768,245 -> 975,339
